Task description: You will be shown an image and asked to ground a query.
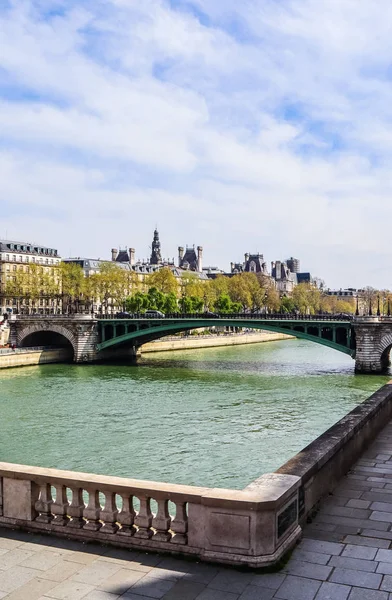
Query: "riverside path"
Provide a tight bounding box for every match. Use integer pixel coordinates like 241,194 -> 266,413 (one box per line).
2,423 -> 392,599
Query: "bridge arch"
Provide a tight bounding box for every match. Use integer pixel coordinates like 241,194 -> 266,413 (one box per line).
97,320 -> 354,357
18,324 -> 77,358
377,333 -> 392,369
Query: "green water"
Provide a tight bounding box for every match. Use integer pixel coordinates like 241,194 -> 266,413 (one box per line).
0,340 -> 388,489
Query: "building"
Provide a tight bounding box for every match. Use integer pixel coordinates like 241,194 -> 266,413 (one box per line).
286,257 -> 300,273
0,239 -> 61,314
230,253 -> 268,275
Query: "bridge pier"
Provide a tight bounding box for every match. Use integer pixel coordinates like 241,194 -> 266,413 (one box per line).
354,318 -> 392,374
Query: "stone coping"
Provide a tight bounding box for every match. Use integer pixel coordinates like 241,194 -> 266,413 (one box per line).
276,380 -> 392,519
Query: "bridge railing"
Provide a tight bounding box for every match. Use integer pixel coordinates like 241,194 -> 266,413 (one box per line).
96,313 -> 354,321
0,462 -> 300,568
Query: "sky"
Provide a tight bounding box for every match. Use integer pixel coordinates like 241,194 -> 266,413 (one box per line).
1,0 -> 392,289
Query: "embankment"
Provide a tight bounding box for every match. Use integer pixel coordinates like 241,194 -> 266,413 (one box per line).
0,348 -> 71,369
141,331 -> 292,353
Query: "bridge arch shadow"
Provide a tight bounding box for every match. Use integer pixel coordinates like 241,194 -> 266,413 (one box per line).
18,325 -> 76,360
378,334 -> 392,370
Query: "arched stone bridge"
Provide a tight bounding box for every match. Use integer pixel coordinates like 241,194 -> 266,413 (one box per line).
9,314 -> 392,373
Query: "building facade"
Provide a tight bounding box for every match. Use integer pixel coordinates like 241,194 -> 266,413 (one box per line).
0,240 -> 61,314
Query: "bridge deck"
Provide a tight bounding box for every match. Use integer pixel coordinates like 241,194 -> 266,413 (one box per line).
1,422 -> 392,599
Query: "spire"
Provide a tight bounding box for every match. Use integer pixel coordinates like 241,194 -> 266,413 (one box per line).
150,228 -> 162,265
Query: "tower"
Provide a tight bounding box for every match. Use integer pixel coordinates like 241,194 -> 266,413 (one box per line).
197,246 -> 203,272
178,246 -> 184,267
150,229 -> 162,265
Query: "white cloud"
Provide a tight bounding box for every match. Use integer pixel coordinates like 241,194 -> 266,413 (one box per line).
1,0 -> 392,287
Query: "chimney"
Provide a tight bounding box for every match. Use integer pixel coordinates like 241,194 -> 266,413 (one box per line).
178,246 -> 184,266
244,253 -> 249,263
275,260 -> 282,280
271,261 -> 275,273
111,248 -> 118,262
230,262 -> 235,272
197,246 -> 203,272
129,248 -> 135,266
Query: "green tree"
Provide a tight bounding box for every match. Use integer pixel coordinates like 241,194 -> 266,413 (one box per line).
148,268 -> 178,295
214,293 -> 232,313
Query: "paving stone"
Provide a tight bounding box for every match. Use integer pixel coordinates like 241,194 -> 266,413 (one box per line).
297,539 -> 345,556
334,489 -> 364,499
329,568 -> 382,589
317,514 -> 390,530
0,565 -> 39,593
190,590 -> 239,600
346,500 -> 371,509
160,580 -> 206,599
0,548 -> 35,570
98,568 -> 144,594
318,506 -> 371,519
376,549 -> 392,563
148,567 -> 186,581
342,544 -> 378,560
71,561 -> 122,585
125,574 -> 176,598
42,580 -> 95,599
4,577 -> 58,600
380,575 -> 392,592
20,550 -> 66,571
237,586 -> 274,600
376,562 -> 392,575
343,535 -> 390,549
39,559 -> 84,583
208,570 -> 253,594
361,529 -> 392,540
314,581 -> 350,600
0,537 -> 23,550
290,550 -> 330,565
371,502 -> 392,513
283,560 -> 332,580
274,575 -> 321,600
328,555 -> 377,572
376,455 -> 392,461
83,592 -> 121,600
346,588 -> 388,599
182,564 -> 219,585
370,511 -> 392,522
362,492 -> 392,503
250,573 -> 286,590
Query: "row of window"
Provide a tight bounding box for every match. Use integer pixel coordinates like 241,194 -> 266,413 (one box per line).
0,254 -> 60,265
5,244 -> 57,256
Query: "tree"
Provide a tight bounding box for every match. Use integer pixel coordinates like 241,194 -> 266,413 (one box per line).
59,262 -> 85,313
148,268 -> 178,295
125,291 -> 149,313
228,275 -> 252,310
215,294 -> 232,313
164,293 -> 178,314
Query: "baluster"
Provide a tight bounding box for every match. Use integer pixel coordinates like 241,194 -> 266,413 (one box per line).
134,495 -> 153,539
118,494 -> 135,536
171,502 -> 188,545
35,483 -> 54,523
51,485 -> 70,526
83,490 -> 102,531
68,487 -> 85,529
100,492 -> 119,534
152,498 -> 172,542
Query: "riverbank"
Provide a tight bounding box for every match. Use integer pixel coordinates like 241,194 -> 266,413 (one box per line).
141,331 -> 292,353
0,348 -> 70,369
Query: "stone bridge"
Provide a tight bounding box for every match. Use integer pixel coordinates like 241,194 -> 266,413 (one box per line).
8,314 -> 392,373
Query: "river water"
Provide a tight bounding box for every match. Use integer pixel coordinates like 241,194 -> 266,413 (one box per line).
0,339 -> 389,489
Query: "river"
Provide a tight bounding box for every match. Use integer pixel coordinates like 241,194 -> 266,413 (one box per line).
0,339 -> 389,489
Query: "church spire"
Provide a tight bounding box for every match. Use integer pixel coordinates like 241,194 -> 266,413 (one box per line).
150,228 -> 162,265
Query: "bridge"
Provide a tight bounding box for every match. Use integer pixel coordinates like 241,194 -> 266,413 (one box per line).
8,313 -> 392,373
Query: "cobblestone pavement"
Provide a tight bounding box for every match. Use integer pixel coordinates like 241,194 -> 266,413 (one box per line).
3,424 -> 392,599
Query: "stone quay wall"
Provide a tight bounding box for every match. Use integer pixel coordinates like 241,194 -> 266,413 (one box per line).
277,381 -> 392,524
141,331 -> 292,353
0,348 -> 71,369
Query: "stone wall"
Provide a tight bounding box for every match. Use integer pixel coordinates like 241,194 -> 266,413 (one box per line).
141,331 -> 292,353
0,349 -> 71,369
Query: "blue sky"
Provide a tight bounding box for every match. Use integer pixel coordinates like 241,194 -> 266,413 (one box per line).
1,0 -> 392,287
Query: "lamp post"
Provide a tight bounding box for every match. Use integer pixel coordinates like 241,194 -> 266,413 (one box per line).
377,295 -> 381,317
355,296 -> 360,316
369,299 -> 373,316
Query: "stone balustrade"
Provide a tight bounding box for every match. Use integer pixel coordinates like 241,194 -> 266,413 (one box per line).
0,462 -> 300,568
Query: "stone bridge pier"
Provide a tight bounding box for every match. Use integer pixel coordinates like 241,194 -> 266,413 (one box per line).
354,317 -> 392,373
9,316 -> 137,364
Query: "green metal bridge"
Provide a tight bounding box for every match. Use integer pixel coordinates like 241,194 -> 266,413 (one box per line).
96,314 -> 356,357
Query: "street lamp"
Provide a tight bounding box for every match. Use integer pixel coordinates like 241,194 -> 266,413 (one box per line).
377,295 -> 381,317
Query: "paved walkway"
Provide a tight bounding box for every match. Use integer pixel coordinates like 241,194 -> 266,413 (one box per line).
3,424 -> 392,599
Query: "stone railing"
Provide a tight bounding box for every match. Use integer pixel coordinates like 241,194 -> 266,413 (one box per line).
0,463 -> 300,568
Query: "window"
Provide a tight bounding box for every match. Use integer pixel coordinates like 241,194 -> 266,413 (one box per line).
13,265 -> 16,272
19,256 -> 22,262
5,254 -> 9,261
32,257 -> 35,263
25,256 -> 29,263
13,255 -> 16,262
